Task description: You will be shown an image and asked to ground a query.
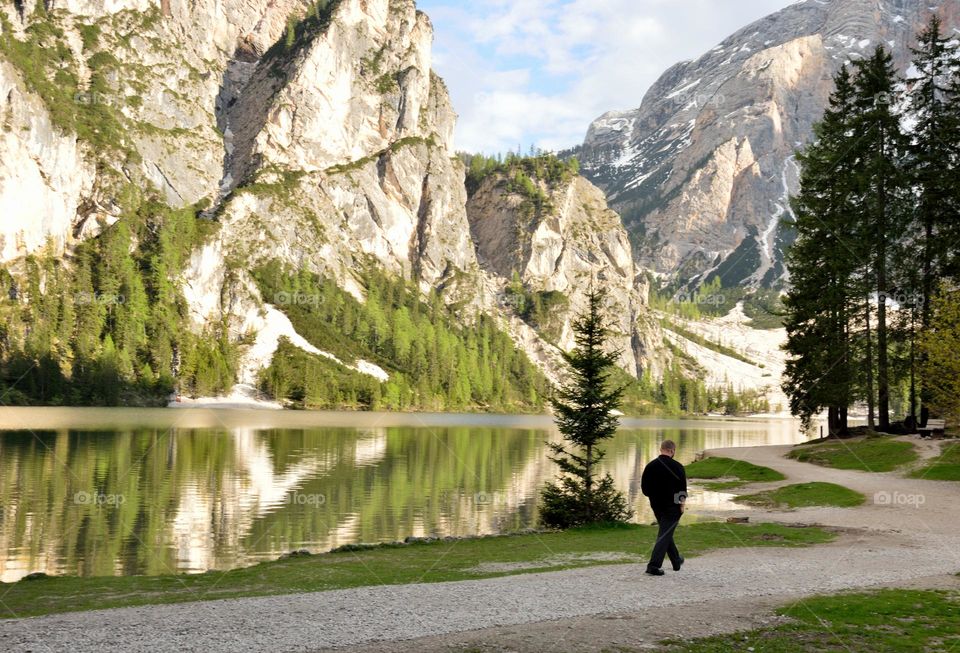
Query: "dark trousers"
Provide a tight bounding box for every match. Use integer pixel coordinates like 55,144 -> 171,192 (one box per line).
647,508 -> 682,570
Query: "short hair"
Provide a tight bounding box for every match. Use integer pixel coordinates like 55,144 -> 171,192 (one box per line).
660,440 -> 677,452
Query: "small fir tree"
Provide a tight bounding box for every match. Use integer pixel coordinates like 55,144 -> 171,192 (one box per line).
540,286 -> 632,529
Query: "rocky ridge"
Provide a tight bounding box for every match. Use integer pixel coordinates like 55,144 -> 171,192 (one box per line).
467,173 -> 660,377
0,0 -> 664,393
575,0 -> 960,290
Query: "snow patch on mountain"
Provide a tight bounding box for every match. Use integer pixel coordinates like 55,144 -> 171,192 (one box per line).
239,305 -> 389,386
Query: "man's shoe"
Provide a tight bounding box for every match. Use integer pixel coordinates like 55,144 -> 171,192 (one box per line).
672,556 -> 684,572
645,567 -> 665,576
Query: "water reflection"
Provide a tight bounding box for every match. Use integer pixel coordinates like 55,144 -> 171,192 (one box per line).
0,410 -> 810,580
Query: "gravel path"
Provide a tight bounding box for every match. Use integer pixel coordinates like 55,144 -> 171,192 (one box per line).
2,439 -> 958,653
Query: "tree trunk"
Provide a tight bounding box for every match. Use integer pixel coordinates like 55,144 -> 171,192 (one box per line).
585,443 -> 593,520
865,294 -> 876,429
828,406 -> 841,435
909,311 -> 917,424
920,216 -> 934,427
876,128 -> 890,432
841,299 -> 850,434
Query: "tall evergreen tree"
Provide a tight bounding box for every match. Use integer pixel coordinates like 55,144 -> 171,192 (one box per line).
907,16 -> 958,425
783,66 -> 860,432
850,46 -> 909,431
540,286 -> 632,528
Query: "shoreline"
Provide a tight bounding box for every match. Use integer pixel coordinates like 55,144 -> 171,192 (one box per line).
0,405 -> 802,431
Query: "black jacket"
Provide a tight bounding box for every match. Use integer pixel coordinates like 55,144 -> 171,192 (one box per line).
641,454 -> 688,512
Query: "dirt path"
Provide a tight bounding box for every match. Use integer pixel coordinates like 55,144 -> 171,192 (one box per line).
339,573 -> 959,653
697,441 -> 959,539
1,440 -> 958,653
333,438 -> 960,652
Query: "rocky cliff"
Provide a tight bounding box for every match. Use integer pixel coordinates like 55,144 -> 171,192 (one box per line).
0,0 -> 311,262
0,0 -> 663,400
575,0 -> 960,289
466,168 -> 662,377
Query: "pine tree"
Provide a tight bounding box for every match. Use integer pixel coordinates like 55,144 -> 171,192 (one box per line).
908,16 -> 959,426
850,46 -> 909,431
540,286 -> 632,528
783,66 -> 860,432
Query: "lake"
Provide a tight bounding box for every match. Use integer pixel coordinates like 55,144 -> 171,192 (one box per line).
0,408 -> 812,581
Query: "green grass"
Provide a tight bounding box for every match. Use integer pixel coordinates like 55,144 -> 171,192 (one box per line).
666,589 -> 960,652
789,436 -> 917,472
736,482 -> 865,508
686,456 -> 786,490
0,523 -> 833,620
910,442 -> 960,481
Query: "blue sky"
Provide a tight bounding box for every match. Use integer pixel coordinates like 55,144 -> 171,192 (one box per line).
417,0 -> 795,154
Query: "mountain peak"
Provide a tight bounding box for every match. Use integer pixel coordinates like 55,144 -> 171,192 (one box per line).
578,0 -> 959,290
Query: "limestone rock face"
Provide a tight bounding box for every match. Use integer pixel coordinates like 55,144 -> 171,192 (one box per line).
467,174 -> 665,378
0,0 -> 666,386
576,0 -> 960,288
0,59 -> 95,263
192,0 -> 483,325
0,0 -> 314,259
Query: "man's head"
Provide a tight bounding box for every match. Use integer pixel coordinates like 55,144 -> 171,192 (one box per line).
660,440 -> 677,457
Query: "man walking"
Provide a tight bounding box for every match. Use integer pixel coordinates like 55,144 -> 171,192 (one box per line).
640,440 -> 687,576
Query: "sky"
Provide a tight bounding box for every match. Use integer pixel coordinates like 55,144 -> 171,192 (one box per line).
417,0 -> 796,155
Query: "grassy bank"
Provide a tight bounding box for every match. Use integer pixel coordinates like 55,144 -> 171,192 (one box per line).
910,442 -> 960,480
0,523 -> 833,620
667,589 -> 960,651
686,456 -> 786,490
789,436 -> 917,472
736,482 -> 865,509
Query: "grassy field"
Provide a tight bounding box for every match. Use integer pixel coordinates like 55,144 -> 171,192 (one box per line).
666,589 -> 960,652
686,456 -> 786,490
736,482 -> 865,509
910,442 -> 960,481
789,436 -> 917,472
0,523 -> 833,620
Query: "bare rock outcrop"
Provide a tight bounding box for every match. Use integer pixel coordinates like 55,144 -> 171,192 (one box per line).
467,173 -> 665,378
576,0 -> 960,289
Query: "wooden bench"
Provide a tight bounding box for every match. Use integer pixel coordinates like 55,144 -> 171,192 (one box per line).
918,419 -> 946,439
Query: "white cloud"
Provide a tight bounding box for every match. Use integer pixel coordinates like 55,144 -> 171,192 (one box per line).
421,0 -> 793,153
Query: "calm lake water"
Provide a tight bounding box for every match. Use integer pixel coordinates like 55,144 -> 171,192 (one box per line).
0,408 -> 812,581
